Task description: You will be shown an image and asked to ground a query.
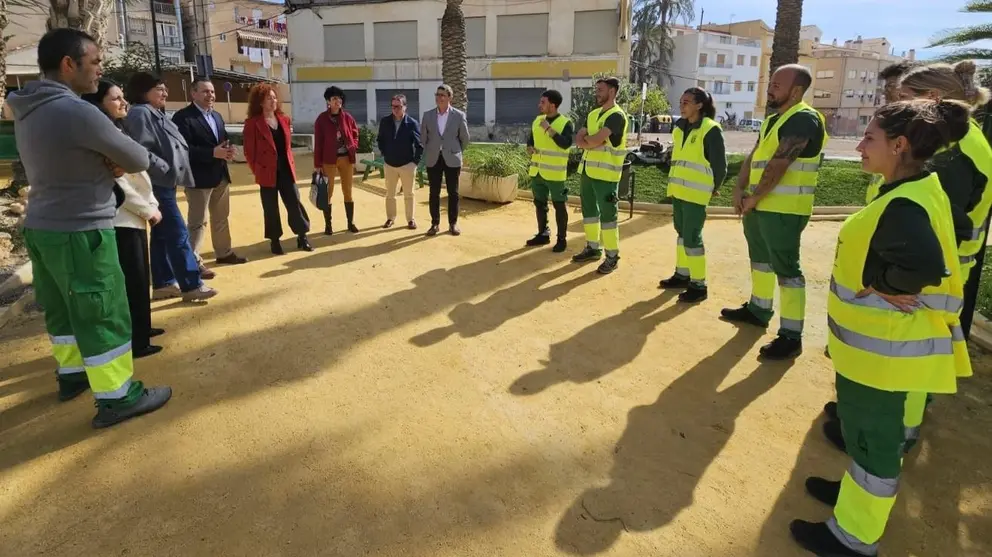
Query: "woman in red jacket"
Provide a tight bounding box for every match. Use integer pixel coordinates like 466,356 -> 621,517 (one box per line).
313,85 -> 361,235
243,84 -> 312,254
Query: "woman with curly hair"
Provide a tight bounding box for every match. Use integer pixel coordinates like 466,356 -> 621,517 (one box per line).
242,83 -> 312,254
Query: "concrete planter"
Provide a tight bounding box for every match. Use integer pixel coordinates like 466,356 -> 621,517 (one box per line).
354,152 -> 375,173
462,171 -> 518,203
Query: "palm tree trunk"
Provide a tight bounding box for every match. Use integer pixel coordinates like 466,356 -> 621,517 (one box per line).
769,0 -> 804,73
0,0 -> 7,114
48,0 -> 113,47
440,0 -> 468,112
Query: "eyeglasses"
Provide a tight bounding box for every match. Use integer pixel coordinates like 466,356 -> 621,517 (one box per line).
391,104 -> 403,109
435,93 -> 448,98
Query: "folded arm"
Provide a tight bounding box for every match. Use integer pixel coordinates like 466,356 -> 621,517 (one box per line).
83,104 -> 149,173
123,108 -> 171,181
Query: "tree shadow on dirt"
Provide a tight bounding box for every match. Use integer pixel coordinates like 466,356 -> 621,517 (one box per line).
259,233 -> 429,278
553,327 -> 786,555
753,352 -> 992,556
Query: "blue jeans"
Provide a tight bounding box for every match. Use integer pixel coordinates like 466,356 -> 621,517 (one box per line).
151,186 -> 202,292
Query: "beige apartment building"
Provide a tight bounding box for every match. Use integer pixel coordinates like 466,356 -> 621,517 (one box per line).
810,36 -> 915,136
125,1 -> 186,65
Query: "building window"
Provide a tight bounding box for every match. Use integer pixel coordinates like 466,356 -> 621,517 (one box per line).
859,115 -> 870,125
219,33 -> 227,42
128,18 -> 147,34
734,81 -> 742,92
814,89 -> 832,98
374,21 -> 418,60
496,13 -> 549,56
860,70 -> 867,78
719,35 -> 731,44
466,89 -> 486,125
736,54 -> 744,65
495,88 -> 545,124
750,55 -> 758,66
848,70 -> 857,79
323,23 -> 365,61
747,81 -> 756,92
844,89 -> 854,97
725,102 -> 733,108
698,53 -> 707,67
574,10 -> 618,54
716,53 -> 726,67
438,17 -> 486,58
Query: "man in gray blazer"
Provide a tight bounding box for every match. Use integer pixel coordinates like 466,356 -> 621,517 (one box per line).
421,84 -> 470,236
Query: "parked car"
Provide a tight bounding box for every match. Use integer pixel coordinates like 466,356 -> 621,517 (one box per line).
738,118 -> 763,132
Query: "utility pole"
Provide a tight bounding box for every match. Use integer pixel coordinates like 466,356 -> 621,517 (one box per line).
150,0 -> 162,74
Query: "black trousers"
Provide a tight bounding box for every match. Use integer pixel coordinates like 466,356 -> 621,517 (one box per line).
427,156 -> 460,226
115,227 -> 152,350
961,213 -> 990,339
260,172 -> 310,240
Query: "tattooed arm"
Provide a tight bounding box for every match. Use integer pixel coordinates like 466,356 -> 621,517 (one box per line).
740,135 -> 809,214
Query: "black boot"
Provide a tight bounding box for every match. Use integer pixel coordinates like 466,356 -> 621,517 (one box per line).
789,520 -> 865,557
527,201 -> 551,246
720,303 -> 769,327
824,401 -> 838,421
759,335 -> 803,361
270,239 -> 284,255
57,372 -> 90,402
805,476 -> 841,506
323,207 -> 332,235
552,201 -> 568,253
823,418 -> 846,452
572,245 -> 602,263
659,273 -> 690,289
297,235 -> 313,252
345,201 -> 359,233
678,285 -> 708,303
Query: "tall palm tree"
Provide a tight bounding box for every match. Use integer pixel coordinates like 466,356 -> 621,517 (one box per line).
47,0 -> 113,47
440,0 -> 467,111
929,0 -> 992,62
631,0 -> 695,86
769,0 -> 804,73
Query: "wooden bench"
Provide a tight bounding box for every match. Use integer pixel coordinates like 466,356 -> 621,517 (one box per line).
361,157 -> 429,187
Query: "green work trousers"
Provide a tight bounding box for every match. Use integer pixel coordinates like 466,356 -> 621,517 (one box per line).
742,210 -> 809,339
828,373 -> 921,555
24,228 -> 138,404
672,198 -> 707,286
531,175 -> 568,203
580,173 -> 619,256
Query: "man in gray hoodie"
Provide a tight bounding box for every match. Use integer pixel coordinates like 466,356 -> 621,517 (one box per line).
8,28 -> 172,429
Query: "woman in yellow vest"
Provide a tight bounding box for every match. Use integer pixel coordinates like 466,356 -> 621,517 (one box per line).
659,87 -> 726,303
823,61 -> 992,454
790,99 -> 974,557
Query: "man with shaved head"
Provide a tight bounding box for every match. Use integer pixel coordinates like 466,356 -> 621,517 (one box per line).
720,63 -> 826,361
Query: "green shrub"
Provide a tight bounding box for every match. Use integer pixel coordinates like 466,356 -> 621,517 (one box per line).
357,125 -> 377,153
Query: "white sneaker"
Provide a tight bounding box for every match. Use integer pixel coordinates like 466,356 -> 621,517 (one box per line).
152,283 -> 181,301
182,285 -> 218,302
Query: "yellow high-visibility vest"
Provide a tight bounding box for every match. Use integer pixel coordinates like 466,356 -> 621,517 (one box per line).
528,114 -> 571,182
828,172 -> 972,394
954,121 -> 992,274
581,104 -> 628,182
668,117 -> 722,205
749,102 -> 828,215
866,175 -> 883,204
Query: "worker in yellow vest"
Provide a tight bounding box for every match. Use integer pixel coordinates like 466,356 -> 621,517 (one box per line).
659,87 -> 727,303
573,76 -> 629,274
823,62 -> 992,452
790,99 -> 973,557
525,89 -> 574,252
721,65 -> 827,360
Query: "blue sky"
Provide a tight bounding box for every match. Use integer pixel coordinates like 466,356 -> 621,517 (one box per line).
694,0 -> 989,60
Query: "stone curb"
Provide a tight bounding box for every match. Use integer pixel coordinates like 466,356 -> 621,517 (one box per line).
0,261 -> 32,297
970,314 -> 992,353
0,288 -> 35,330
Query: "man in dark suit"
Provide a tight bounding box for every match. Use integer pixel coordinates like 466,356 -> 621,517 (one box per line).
172,78 -> 247,275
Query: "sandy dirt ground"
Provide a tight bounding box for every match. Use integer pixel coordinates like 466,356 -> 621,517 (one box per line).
637,131 -> 862,158
1,156 -> 990,557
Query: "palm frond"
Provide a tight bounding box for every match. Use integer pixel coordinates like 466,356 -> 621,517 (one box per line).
930,24 -> 992,47
964,0 -> 992,12
931,48 -> 992,62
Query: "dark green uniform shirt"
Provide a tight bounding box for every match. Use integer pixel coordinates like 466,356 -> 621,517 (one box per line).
673,117 -> 728,188
863,172 -> 948,295
927,146 -> 987,244
762,109 -> 825,158
526,113 -> 575,150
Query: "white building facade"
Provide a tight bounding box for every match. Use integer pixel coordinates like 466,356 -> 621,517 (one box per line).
667,28 -> 762,123
286,0 -> 632,133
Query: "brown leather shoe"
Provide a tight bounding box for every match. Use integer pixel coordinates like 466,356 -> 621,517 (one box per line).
408,220 -> 417,230
427,224 -> 439,236
199,265 -> 216,280
216,253 -> 248,265
449,223 -> 461,236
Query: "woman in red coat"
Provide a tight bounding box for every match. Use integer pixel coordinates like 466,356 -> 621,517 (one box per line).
243,84 -> 312,254
313,85 -> 361,235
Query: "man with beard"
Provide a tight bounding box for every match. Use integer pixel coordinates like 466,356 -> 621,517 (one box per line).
720,64 -> 826,361
572,77 -> 629,274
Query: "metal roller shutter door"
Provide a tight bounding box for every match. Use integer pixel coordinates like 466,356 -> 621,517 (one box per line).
339,89 -> 368,125
376,89 -> 420,122
495,88 -> 542,125
466,88 -> 485,125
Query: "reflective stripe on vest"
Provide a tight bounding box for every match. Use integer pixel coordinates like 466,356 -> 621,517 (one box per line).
748,102 -> 827,216
581,105 -> 628,182
953,121 -> 992,274
827,172 -> 972,394
667,117 -> 722,205
529,114 -> 571,181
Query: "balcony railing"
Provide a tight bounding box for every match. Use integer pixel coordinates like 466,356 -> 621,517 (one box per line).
737,38 -> 761,48
153,2 -> 173,16
699,62 -> 734,69
159,36 -> 182,48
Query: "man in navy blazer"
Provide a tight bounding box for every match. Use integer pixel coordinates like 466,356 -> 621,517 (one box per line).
172,78 -> 247,273
377,93 -> 424,229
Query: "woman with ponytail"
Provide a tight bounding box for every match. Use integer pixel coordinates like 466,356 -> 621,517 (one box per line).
791,99 -> 974,557
658,87 -> 726,303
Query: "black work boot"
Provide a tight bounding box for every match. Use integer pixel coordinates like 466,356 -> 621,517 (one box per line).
91,384 -> 173,429
57,372 -> 90,402
322,207 -> 333,235
597,254 -> 620,274
823,418 -> 846,452
552,201 -> 568,252
789,520 -> 867,557
572,245 -> 602,263
659,273 -> 690,289
824,401 -> 838,421
805,476 -> 841,506
345,201 -> 359,233
759,335 -> 803,361
527,201 -> 551,246
720,303 -> 769,327
678,285 -> 708,303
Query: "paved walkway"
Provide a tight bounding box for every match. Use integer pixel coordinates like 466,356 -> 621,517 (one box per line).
1,158 -> 990,556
